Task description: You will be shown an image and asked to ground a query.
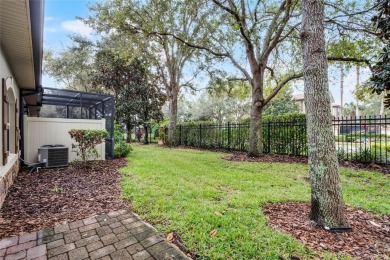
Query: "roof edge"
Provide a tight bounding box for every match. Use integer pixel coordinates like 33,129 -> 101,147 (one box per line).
28,0 -> 45,90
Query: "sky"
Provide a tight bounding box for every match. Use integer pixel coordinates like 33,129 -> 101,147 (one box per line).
41,0 -> 371,106
42,0 -> 97,88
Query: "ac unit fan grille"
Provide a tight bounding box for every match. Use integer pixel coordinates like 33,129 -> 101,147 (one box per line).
47,148 -> 68,167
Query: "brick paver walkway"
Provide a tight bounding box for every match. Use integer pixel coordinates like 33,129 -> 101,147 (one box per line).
0,210 -> 189,260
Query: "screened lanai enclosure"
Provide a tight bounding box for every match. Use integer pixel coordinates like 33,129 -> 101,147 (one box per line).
22,87 -> 114,159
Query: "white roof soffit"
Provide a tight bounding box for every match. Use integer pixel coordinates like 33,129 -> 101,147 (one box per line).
0,0 -> 35,90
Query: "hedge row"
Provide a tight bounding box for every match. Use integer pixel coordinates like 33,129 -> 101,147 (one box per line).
160,113 -> 308,156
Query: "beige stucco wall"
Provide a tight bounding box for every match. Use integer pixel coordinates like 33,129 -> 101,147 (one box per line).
0,47 -> 21,208
24,116 -> 106,163
0,47 -> 20,173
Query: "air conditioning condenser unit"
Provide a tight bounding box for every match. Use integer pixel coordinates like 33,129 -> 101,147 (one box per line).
38,145 -> 69,168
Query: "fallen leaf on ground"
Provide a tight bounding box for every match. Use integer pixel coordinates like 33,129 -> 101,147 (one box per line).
367,220 -> 381,228
0,159 -> 128,238
320,243 -> 328,250
166,232 -> 174,242
263,202 -> 389,259
214,211 -> 222,216
209,229 -> 218,236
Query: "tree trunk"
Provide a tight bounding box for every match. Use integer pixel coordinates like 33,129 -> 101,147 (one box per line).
301,0 -> 344,227
143,125 -> 149,145
356,66 -> 360,117
380,91 -> 385,116
340,65 -> 344,116
126,120 -> 132,143
248,74 -> 264,156
167,85 -> 178,146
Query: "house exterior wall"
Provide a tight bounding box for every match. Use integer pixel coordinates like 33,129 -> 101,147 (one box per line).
24,116 -> 106,163
296,100 -> 305,113
0,47 -> 21,208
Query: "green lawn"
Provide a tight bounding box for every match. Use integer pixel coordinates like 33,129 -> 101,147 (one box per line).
120,144 -> 389,259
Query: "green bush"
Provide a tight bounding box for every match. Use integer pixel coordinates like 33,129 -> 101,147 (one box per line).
343,133 -> 390,143
348,147 -> 389,164
151,123 -> 160,139
352,148 -> 376,164
69,129 -> 109,163
335,135 -> 346,142
337,148 -> 347,161
114,124 -> 132,158
114,142 -> 132,158
371,143 -> 390,152
159,126 -> 168,144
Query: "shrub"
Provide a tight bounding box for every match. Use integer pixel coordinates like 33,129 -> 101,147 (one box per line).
352,148 -> 376,164
167,113 -> 307,155
159,126 -> 168,145
371,143 -> 390,152
114,141 -> 132,158
344,133 -> 390,143
335,135 -> 347,142
151,123 -> 160,139
337,148 -> 347,161
69,129 -> 109,163
114,124 -> 132,158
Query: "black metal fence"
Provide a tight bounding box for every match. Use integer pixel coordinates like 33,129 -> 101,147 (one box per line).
333,116 -> 390,164
173,116 -> 390,165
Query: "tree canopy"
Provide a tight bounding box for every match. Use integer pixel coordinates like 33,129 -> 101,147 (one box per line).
43,35 -> 96,92
369,0 -> 390,106
90,40 -> 165,142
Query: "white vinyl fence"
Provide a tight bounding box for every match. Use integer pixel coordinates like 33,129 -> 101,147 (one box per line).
24,116 -> 106,163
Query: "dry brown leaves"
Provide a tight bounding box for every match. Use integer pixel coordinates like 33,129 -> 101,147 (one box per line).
263,202 -> 390,259
209,229 -> 218,237
0,158 -> 128,238
214,210 -> 222,216
166,232 -> 174,242
223,153 -> 390,174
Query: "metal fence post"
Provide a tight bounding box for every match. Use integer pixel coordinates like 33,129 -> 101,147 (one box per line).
267,121 -> 271,153
228,122 -> 231,151
199,124 -> 202,147
179,124 -> 182,146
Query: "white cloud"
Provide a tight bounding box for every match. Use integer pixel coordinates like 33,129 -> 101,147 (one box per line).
45,16 -> 55,21
45,27 -> 57,33
61,20 -> 94,38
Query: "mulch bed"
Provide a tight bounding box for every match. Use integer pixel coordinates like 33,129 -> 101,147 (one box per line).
223,152 -> 390,174
0,158 -> 128,239
263,202 -> 390,259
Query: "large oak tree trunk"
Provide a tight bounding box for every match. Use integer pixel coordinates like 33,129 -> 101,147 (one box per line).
167,85 -> 178,146
143,125 -> 149,145
126,120 -> 132,143
356,66 -> 360,117
340,65 -> 344,115
301,0 -> 344,227
248,72 -> 264,156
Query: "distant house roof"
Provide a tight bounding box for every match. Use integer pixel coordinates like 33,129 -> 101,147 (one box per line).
293,93 -> 304,101
293,92 -> 336,104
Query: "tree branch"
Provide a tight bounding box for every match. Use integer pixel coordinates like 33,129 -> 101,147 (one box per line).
225,53 -> 253,82
265,66 -> 275,78
263,72 -> 303,106
212,0 -> 254,54
327,56 -> 373,71
277,22 -> 301,43
147,31 -> 228,58
261,0 -> 292,63
324,19 -> 379,37
227,77 -> 247,82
